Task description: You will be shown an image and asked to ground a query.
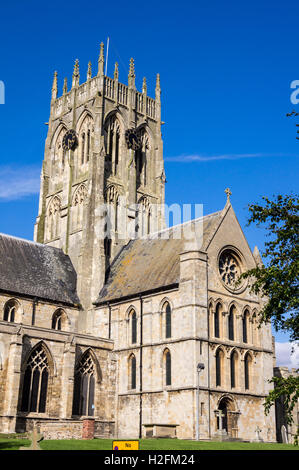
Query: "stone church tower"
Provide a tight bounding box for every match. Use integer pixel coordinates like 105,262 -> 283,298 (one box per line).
34,43 -> 166,329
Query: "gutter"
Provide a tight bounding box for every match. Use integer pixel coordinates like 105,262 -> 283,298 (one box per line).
139,295 -> 143,439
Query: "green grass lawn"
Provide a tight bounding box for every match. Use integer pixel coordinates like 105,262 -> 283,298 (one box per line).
0,436 -> 297,451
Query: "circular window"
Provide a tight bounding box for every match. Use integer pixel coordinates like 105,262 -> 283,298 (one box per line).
218,248 -> 245,292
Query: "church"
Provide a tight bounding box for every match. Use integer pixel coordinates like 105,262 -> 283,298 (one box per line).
0,43 -> 277,442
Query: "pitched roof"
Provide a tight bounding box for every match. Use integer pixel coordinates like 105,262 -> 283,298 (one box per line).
96,210 -> 223,304
0,233 -> 80,305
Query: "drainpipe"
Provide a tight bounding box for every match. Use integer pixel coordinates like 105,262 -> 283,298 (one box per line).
32,297 -> 37,326
139,295 -> 143,439
206,258 -> 211,439
108,302 -> 111,339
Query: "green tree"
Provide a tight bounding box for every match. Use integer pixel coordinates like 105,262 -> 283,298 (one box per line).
240,193 -> 299,444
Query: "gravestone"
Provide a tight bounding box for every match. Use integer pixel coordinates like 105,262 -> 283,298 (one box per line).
19,425 -> 44,450
254,426 -> 263,442
281,425 -> 288,444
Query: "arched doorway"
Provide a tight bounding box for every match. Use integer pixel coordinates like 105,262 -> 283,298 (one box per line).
216,396 -> 240,438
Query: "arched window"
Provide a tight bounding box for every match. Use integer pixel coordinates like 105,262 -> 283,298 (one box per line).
135,129 -> 150,188
87,129 -> 91,162
230,351 -> 238,388
81,133 -> 85,164
129,354 -> 136,390
165,303 -> 171,339
77,114 -> 94,168
72,351 -> 95,416
51,309 -> 67,331
244,353 -> 252,390
130,310 -> 137,344
104,115 -> 121,176
3,299 -> 18,322
105,185 -> 120,235
214,303 -> 221,338
46,195 -> 61,241
72,184 -> 87,231
164,349 -> 171,386
138,196 -> 151,237
243,309 -> 250,343
228,305 -> 236,341
21,344 -> 49,413
53,126 -> 67,176
216,348 -> 224,387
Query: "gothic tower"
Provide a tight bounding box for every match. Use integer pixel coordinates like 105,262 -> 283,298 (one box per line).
34,43 -> 166,331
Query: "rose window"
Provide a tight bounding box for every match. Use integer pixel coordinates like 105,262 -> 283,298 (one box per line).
219,250 -> 241,288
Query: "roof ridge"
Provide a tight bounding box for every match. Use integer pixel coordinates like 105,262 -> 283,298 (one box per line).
149,210 -> 222,239
0,232 -> 62,252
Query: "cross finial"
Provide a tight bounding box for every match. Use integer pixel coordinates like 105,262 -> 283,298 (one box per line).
225,187 -> 232,202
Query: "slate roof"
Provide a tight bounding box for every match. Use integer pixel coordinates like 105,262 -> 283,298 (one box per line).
0,233 -> 80,306
96,210 -> 223,304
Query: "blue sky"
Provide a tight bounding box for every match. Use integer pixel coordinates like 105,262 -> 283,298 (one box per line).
0,1 -> 298,355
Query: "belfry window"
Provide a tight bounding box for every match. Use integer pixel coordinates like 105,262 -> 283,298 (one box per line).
105,115 -> 121,177
72,352 -> 95,417
21,345 -> 49,413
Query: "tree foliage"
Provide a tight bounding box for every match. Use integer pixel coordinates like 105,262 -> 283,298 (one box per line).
240,193 -> 299,444
240,193 -> 299,342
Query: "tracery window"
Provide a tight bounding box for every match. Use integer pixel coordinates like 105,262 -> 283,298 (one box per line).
104,115 -> 121,176
137,196 -> 151,237
46,195 -> 61,241
78,114 -> 93,167
53,127 -> 67,175
219,249 -> 241,289
72,351 -> 95,416
105,185 -> 120,235
135,129 -> 150,188
20,344 -> 49,413
72,184 -> 87,231
3,299 -> 17,322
